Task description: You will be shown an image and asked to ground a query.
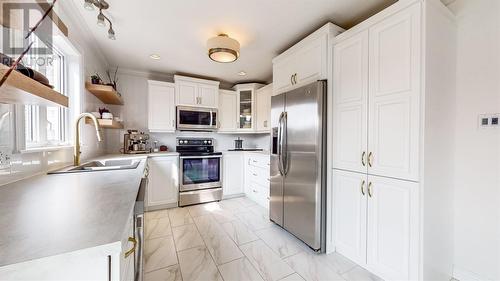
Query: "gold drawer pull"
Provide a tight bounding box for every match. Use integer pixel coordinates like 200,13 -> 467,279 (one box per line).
367,182 -> 373,198
368,152 -> 373,167
361,180 -> 366,196
124,237 -> 137,258
361,151 -> 366,167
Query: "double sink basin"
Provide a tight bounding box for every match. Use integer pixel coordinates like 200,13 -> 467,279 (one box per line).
49,159 -> 141,174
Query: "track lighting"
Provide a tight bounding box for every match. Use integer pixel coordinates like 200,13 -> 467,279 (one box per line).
82,0 -> 116,40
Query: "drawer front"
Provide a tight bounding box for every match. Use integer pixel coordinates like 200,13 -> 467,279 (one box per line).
248,181 -> 270,209
247,154 -> 270,169
120,213 -> 135,281
248,165 -> 270,188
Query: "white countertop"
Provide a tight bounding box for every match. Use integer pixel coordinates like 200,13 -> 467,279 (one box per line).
0,155 -> 148,267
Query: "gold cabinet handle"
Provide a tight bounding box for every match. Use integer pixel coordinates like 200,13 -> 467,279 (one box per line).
367,182 -> 373,198
124,237 -> 137,258
361,151 -> 366,167
361,180 -> 366,196
290,75 -> 294,85
294,73 -> 298,84
368,152 -> 373,167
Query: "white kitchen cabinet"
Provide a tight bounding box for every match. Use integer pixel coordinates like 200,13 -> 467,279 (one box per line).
233,83 -> 264,132
255,83 -> 272,133
332,4 -> 420,182
332,31 -> 368,174
148,81 -> 176,133
330,1 -> 456,280
218,90 -> 238,132
366,175 -> 418,281
146,156 -> 179,209
367,4 -> 421,181
333,169 -> 367,265
272,23 -> 344,95
222,152 -> 244,197
244,152 -> 270,209
174,75 -> 220,108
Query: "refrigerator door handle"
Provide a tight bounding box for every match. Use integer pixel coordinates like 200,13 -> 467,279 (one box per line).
282,112 -> 289,175
277,112 -> 285,175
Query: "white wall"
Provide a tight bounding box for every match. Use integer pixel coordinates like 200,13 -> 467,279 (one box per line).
104,71 -> 270,154
448,0 -> 500,280
0,1 -> 109,185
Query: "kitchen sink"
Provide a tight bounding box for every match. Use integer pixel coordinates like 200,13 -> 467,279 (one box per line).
48,159 -> 141,174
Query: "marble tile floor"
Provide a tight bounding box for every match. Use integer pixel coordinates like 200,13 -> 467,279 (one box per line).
144,196 -> 383,281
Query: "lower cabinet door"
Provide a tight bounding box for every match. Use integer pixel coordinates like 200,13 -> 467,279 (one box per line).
223,153 -> 244,196
366,175 -> 418,281
333,169 -> 367,265
147,157 -> 179,207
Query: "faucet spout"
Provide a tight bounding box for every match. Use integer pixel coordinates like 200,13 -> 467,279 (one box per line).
74,113 -> 102,166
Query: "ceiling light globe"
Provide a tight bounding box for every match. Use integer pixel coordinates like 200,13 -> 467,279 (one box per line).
84,0 -> 94,11
108,28 -> 116,40
207,34 -> 240,63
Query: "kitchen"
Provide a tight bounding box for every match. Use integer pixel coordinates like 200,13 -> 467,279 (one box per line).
0,0 -> 499,281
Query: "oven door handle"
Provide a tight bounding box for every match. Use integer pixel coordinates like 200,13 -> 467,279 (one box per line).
180,155 -> 222,159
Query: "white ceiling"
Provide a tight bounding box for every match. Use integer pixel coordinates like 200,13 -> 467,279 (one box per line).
71,0 -> 400,85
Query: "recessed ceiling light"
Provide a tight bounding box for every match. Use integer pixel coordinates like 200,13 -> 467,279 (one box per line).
238,71 -> 247,76
149,54 -> 161,60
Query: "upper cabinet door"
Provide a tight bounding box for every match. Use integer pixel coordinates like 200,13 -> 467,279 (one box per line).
273,32 -> 328,94
255,84 -> 272,132
148,81 -> 176,132
294,34 -> 328,85
366,175 -> 418,281
333,169 -> 367,265
333,31 -> 369,173
368,3 -> 421,181
218,90 -> 238,132
176,80 -> 198,106
238,89 -> 254,130
198,83 -> 218,108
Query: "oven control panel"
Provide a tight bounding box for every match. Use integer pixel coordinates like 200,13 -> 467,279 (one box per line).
177,138 -> 213,146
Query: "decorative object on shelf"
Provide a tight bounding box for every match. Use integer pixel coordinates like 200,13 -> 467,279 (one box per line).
90,72 -> 103,84
234,137 -> 243,150
82,0 -> 116,40
207,34 -> 240,63
159,145 -> 168,152
98,107 -> 110,116
105,66 -> 118,90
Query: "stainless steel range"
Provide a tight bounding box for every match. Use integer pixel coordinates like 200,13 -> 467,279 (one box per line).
177,138 -> 223,206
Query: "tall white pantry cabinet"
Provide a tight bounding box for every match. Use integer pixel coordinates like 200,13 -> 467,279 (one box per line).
329,1 -> 456,281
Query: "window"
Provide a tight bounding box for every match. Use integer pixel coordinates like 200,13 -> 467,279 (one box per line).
24,36 -> 68,148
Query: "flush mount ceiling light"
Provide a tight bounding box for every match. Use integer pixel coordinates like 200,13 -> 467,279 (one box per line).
207,34 -> 240,63
150,54 -> 161,60
82,0 -> 116,40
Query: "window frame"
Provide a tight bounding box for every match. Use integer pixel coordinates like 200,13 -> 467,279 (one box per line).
23,39 -> 70,150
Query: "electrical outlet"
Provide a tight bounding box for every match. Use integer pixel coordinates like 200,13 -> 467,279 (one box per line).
491,114 -> 499,127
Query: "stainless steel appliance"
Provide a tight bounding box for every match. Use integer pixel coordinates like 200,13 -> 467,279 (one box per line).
133,168 -> 147,281
177,138 -> 222,206
269,80 -> 327,252
124,130 -> 150,154
177,106 -> 218,131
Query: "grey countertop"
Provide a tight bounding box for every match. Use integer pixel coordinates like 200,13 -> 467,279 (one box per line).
0,155 -> 148,267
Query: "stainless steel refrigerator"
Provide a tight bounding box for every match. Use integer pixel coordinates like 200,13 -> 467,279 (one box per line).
270,80 -> 326,252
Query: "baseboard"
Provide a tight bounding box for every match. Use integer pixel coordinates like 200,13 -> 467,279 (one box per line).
453,266 -> 492,281
145,202 -> 178,211
222,193 -> 245,199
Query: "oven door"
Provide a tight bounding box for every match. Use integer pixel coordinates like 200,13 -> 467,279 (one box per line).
180,155 -> 222,191
177,106 -> 218,131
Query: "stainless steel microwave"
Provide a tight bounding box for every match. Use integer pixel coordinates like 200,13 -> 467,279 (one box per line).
176,106 -> 218,131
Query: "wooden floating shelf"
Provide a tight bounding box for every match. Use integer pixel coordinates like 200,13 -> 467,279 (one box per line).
86,118 -> 124,129
85,82 -> 124,105
0,64 -> 68,107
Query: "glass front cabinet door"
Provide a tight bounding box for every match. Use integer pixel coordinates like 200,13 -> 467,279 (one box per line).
233,83 -> 265,132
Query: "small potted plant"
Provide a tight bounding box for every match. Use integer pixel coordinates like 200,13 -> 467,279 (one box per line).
90,72 -> 102,84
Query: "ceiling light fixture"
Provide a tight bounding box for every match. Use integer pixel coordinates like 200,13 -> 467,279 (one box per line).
207,34 -> 240,63
82,0 -> 116,40
238,71 -> 247,76
150,54 -> 161,60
